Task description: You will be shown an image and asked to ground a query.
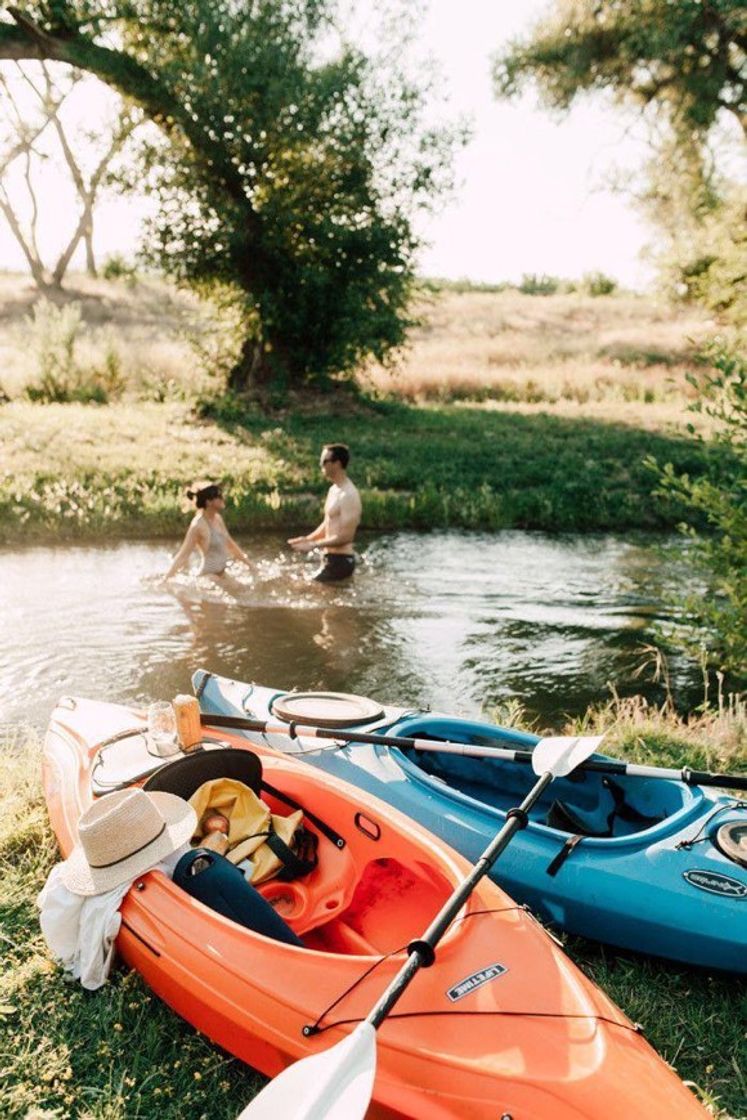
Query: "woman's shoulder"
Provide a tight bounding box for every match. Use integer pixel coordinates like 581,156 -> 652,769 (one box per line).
190,513 -> 210,535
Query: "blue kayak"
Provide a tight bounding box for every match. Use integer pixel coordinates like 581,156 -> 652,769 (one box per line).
193,670 -> 747,972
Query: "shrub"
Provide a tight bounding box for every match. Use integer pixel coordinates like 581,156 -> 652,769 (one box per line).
519,273 -> 561,296
650,344 -> 747,681
102,253 -> 138,282
582,271 -> 617,297
24,299 -> 82,402
24,300 -> 124,404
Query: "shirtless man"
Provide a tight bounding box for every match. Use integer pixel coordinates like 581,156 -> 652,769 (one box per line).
288,443 -> 362,582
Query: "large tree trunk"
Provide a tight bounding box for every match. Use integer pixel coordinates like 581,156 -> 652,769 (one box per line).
227,332 -> 294,393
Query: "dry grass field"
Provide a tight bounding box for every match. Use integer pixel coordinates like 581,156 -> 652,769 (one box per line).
362,288 -> 718,419
0,271 -> 720,431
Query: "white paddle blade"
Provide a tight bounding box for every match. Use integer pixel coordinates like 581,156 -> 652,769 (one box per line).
531,734 -> 605,777
237,1022 -> 377,1120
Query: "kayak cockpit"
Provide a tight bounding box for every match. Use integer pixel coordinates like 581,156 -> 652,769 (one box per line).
143,746 -> 455,956
387,716 -> 693,839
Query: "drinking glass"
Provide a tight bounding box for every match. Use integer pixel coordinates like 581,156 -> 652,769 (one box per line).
147,700 -> 179,757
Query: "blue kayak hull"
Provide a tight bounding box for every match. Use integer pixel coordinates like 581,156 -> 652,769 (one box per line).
194,671 -> 747,972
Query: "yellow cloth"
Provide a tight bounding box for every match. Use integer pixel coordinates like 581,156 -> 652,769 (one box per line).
189,778 -> 303,885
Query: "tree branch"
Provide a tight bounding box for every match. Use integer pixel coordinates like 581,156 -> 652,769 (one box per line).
0,181 -> 48,285
0,9 -> 270,286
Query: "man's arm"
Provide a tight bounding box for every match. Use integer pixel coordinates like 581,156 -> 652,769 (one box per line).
288,520 -> 325,550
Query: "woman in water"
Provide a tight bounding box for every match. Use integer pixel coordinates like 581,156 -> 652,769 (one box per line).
165,483 -> 251,579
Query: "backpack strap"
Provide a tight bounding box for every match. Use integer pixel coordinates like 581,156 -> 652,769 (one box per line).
261,779 -> 346,849
265,826 -> 319,881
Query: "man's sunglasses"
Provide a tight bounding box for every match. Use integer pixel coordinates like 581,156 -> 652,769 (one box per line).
320,456 -> 336,465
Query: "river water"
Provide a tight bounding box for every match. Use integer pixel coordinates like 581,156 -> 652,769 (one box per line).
0,530 -> 700,731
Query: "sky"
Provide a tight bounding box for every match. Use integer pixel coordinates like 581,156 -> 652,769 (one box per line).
0,1 -> 658,288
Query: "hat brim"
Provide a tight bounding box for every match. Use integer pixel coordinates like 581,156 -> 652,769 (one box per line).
60,792 -> 197,896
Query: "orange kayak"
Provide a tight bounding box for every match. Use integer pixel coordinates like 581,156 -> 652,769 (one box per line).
43,697 -> 708,1120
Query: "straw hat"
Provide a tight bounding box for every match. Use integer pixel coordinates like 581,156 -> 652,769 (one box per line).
60,787 -> 197,896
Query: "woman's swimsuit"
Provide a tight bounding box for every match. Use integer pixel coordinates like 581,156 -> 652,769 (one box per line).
198,520 -> 229,575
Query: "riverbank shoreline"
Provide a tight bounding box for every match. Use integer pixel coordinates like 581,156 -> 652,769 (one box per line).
0,395 -> 713,547
0,277 -> 725,546
2,696 -> 745,1118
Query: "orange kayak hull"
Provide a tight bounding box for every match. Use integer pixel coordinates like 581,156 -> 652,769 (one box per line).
43,697 -> 708,1120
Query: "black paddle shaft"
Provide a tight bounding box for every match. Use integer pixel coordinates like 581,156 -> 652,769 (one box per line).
363,771 -> 555,1031
200,713 -> 747,791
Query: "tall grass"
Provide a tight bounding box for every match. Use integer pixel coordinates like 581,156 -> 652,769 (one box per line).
0,274 -> 719,411
361,289 -> 715,406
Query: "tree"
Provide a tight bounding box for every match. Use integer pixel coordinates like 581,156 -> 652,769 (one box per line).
652,347 -> 747,682
0,60 -> 142,288
492,1 -> 746,322
639,137 -> 746,324
0,2 -> 461,390
493,1 -> 746,144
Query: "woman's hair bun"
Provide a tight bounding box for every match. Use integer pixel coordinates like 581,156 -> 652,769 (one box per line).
186,489 -> 196,500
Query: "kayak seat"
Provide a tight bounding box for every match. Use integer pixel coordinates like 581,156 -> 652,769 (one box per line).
174,848 -> 304,948
546,778 -> 665,838
145,747 -> 263,799
546,799 -> 609,837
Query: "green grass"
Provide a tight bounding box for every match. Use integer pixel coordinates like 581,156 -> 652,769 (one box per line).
0,396 -> 718,545
2,706 -> 746,1119
0,274 -> 732,544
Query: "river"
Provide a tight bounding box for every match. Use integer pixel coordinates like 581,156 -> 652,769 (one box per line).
0,529 -> 700,731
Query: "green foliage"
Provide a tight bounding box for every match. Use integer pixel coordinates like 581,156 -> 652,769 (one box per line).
23,300 -> 125,404
122,0 -> 463,389
102,253 -> 138,282
418,277 -> 513,294
493,1 -> 746,145
518,273 -> 561,295
656,185 -> 747,326
582,271 -> 617,297
651,345 -> 747,680
493,1 -> 746,324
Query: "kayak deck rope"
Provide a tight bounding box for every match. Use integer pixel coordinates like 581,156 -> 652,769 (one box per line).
305,1008 -> 644,1035
303,906 -> 525,1037
301,905 -> 642,1038
675,800 -> 744,850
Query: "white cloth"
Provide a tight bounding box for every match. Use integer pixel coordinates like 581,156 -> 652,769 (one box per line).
38,842 -> 191,990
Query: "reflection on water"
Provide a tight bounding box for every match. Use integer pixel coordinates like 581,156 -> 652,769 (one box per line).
0,530 -> 699,730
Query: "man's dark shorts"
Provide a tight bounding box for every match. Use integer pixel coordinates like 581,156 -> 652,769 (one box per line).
313,553 -> 356,583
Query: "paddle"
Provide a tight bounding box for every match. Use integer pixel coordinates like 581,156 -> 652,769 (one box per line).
235,734 -> 602,1120
201,712 -> 747,792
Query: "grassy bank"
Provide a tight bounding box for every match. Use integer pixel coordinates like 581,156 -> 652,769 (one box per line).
0,398 -> 716,544
2,698 -> 746,1119
0,274 -> 727,545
